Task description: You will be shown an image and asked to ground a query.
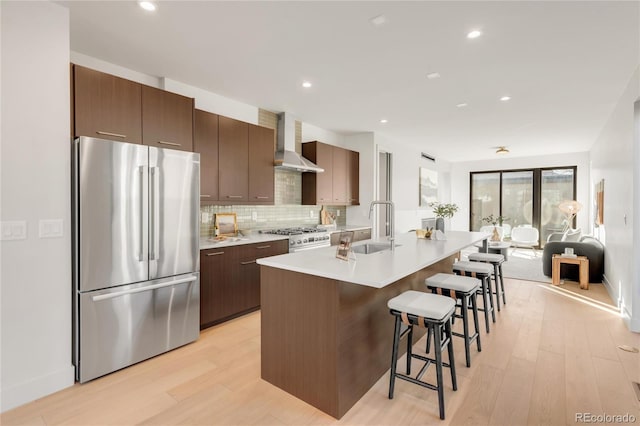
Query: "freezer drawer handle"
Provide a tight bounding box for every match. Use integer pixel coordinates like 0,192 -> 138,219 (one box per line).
206,251 -> 224,256
91,276 -> 197,302
158,141 -> 181,147
96,131 -> 126,139
240,260 -> 257,265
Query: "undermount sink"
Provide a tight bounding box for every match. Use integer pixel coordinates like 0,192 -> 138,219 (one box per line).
352,243 -> 400,254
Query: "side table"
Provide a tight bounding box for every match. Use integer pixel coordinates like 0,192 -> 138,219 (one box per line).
552,254 -> 589,289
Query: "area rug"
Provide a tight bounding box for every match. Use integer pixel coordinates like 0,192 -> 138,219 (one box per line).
499,250 -> 551,283
461,247 -> 551,283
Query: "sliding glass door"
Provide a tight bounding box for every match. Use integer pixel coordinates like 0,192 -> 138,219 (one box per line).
470,166 -> 576,247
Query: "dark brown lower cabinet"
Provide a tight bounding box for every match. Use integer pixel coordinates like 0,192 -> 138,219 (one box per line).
200,240 -> 288,329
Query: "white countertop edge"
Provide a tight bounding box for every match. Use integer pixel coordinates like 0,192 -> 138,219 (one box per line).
200,234 -> 288,250
258,231 -> 490,289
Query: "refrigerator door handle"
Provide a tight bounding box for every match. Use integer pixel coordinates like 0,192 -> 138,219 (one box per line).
138,166 -> 145,262
149,166 -> 159,261
91,276 -> 197,302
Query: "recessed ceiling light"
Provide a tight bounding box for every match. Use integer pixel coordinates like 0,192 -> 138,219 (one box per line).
496,146 -> 510,155
370,14 -> 387,26
426,72 -> 441,80
456,103 -> 468,108
302,81 -> 312,88
467,30 -> 482,39
139,1 -> 156,11
500,96 -> 511,101
380,119 -> 388,124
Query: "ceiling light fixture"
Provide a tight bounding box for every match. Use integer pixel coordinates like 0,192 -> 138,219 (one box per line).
500,96 -> 511,101
426,72 -> 441,80
467,30 -> 482,39
380,119 -> 388,124
456,103 -> 468,108
370,14 -> 387,26
495,146 -> 509,155
302,81 -> 312,88
138,1 -> 156,11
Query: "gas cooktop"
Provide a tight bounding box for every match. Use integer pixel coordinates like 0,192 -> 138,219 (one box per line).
260,227 -> 327,236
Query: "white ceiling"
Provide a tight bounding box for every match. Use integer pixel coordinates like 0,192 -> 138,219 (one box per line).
58,1 -> 639,162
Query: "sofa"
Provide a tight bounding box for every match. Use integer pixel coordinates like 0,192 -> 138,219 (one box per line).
542,236 -> 604,283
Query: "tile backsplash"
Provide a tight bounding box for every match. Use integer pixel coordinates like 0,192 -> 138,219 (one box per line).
200,170 -> 346,237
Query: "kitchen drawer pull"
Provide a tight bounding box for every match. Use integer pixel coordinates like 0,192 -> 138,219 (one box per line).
158,140 -> 181,147
200,195 -> 211,198
206,251 -> 224,256
256,245 -> 271,249
255,196 -> 269,199
240,260 -> 257,265
96,131 -> 126,139
227,195 -> 243,199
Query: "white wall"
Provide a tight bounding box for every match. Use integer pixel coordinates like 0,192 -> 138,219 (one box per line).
344,133 -> 375,225
302,122 -> 344,147
450,152 -> 591,232
375,135 -> 453,233
0,1 -> 74,412
591,67 -> 639,331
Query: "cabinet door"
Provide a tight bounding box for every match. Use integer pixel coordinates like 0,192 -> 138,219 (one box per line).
200,248 -> 231,328
348,150 -> 360,205
73,65 -> 142,144
302,141 -> 333,204
353,228 -> 371,242
142,86 -> 194,151
218,116 -> 249,202
194,110 -> 219,202
332,147 -> 348,204
248,125 -> 275,204
237,245 -> 261,312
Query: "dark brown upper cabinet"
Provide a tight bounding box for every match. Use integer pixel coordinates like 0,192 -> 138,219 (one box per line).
218,116 -> 249,202
302,141 -> 359,206
194,110 -> 219,202
73,64 -> 143,144
248,124 -> 275,204
142,86 -> 194,152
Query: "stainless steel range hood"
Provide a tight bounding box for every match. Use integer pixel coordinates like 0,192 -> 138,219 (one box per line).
275,112 -> 324,173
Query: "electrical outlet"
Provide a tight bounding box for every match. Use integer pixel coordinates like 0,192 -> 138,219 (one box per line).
1,221 -> 27,241
252,211 -> 258,221
337,210 -> 341,217
310,210 -> 315,218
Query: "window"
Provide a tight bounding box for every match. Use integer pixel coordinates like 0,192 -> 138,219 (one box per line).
470,166 -> 576,247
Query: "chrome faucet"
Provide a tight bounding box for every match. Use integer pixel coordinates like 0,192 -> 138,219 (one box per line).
369,200 -> 395,250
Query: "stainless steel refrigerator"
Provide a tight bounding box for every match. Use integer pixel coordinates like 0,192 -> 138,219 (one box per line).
72,136 -> 200,383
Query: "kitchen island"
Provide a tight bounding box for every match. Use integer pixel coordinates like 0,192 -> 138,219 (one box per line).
257,230 -> 487,419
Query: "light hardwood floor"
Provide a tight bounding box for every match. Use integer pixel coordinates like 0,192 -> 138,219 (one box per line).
2,279 -> 639,425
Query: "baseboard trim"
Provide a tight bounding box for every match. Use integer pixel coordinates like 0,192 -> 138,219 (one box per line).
603,274 -> 640,332
0,365 -> 75,413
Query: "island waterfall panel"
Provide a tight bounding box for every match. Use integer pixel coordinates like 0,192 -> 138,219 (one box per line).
260,253 -> 458,419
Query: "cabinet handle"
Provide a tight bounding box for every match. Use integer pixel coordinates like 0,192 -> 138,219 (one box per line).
96,131 -> 126,139
206,251 -> 224,256
200,195 -> 211,198
256,245 -> 271,249
255,196 -> 269,199
227,195 -> 243,199
240,260 -> 257,265
158,140 -> 181,147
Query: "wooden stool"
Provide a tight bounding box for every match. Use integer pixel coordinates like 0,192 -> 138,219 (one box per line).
425,273 -> 482,367
387,290 -> 457,420
452,261 -> 495,333
468,252 -> 507,310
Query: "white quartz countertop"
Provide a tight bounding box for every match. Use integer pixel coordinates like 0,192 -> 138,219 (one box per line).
257,230 -> 489,288
200,233 -> 288,250
328,224 -> 372,233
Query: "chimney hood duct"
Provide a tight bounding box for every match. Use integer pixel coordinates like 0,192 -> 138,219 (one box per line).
275,112 -> 324,173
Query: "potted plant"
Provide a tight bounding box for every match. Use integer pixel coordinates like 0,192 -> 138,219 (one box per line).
482,214 -> 509,241
429,202 -> 459,233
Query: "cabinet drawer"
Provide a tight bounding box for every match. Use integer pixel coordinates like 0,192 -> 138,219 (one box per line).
240,240 -> 288,261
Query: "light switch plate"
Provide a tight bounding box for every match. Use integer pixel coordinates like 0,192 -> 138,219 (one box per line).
1,221 -> 27,241
39,219 -> 63,238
